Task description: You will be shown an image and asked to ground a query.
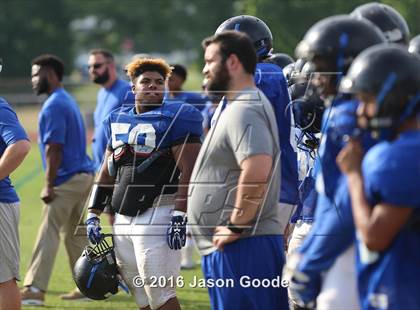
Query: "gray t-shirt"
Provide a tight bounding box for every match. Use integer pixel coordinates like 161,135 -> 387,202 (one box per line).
188,89 -> 282,256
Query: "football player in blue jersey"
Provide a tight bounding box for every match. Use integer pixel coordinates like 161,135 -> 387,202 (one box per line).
0,57 -> 31,310
284,15 -> 386,309
215,15 -> 299,240
85,58 -> 203,309
337,44 -> 420,310
287,81 -> 323,254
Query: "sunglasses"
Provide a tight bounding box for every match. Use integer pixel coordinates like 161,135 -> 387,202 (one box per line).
88,62 -> 107,70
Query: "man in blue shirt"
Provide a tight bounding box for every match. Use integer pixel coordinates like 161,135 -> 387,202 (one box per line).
0,58 -> 31,309
21,54 -> 95,306
88,49 -> 133,172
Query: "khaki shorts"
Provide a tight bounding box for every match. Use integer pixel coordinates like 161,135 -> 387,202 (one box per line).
0,202 -> 20,282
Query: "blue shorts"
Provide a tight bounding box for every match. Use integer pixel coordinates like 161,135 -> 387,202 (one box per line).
201,235 -> 288,310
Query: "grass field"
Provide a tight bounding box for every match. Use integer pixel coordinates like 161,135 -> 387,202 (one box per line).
11,106 -> 211,309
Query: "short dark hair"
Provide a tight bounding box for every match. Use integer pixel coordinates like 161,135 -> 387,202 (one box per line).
32,54 -> 65,81
202,31 -> 257,74
171,64 -> 187,81
89,49 -> 114,62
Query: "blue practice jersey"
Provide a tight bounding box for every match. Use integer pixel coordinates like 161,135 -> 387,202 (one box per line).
315,97 -> 361,200
291,143 -> 317,223
356,130 -> 420,310
294,100 -> 378,303
38,88 -> 94,186
0,98 -> 29,203
255,62 -> 298,205
92,79 -> 133,171
104,101 -> 203,216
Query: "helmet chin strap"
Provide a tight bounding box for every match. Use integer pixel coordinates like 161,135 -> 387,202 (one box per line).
398,91 -> 420,124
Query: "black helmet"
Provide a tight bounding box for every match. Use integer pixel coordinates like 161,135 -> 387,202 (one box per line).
350,2 -> 410,44
265,53 -> 294,69
408,35 -> 420,56
340,44 -> 420,137
285,58 -> 307,86
283,62 -> 295,86
73,236 -> 120,300
296,15 -> 386,74
290,82 -> 324,134
216,15 -> 273,57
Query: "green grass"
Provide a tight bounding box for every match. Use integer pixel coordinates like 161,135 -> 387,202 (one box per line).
11,143 -> 210,310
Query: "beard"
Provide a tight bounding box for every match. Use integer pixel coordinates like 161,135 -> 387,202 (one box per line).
93,68 -> 110,84
35,78 -> 49,95
207,63 -> 231,97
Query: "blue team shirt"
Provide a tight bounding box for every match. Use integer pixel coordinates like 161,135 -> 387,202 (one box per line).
291,143 -> 318,223
0,98 -> 29,203
92,79 -> 133,171
356,130 -> 420,310
172,91 -> 208,111
38,88 -> 94,186
104,101 -> 203,151
295,100 -> 377,303
255,62 -> 298,204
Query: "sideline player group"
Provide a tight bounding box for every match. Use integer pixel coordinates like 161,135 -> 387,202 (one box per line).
0,2 -> 420,310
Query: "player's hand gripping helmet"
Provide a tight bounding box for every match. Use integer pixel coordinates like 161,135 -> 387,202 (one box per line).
265,53 -> 294,69
73,235 -> 120,300
408,35 -> 420,56
340,44 -> 420,140
216,15 -> 273,58
350,2 -> 410,44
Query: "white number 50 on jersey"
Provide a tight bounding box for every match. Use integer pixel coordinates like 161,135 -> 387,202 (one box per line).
110,123 -> 156,153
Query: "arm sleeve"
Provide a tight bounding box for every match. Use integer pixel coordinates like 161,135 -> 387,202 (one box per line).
225,105 -> 274,165
0,106 -> 29,145
39,105 -> 66,144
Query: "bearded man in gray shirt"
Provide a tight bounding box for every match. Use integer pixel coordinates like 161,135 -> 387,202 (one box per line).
188,31 -> 288,310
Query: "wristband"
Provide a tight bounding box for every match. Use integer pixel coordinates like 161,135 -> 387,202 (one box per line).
226,220 -> 245,234
87,184 -> 113,212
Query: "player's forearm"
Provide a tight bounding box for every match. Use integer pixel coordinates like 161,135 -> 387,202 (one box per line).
0,140 -> 31,180
87,151 -> 116,217
347,172 -> 373,244
231,179 -> 268,226
230,155 -> 273,226
44,143 -> 62,187
174,164 -> 194,213
173,142 -> 201,213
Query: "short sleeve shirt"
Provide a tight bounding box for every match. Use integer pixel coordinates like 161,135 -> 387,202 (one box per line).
0,97 -> 29,202
188,89 -> 282,255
